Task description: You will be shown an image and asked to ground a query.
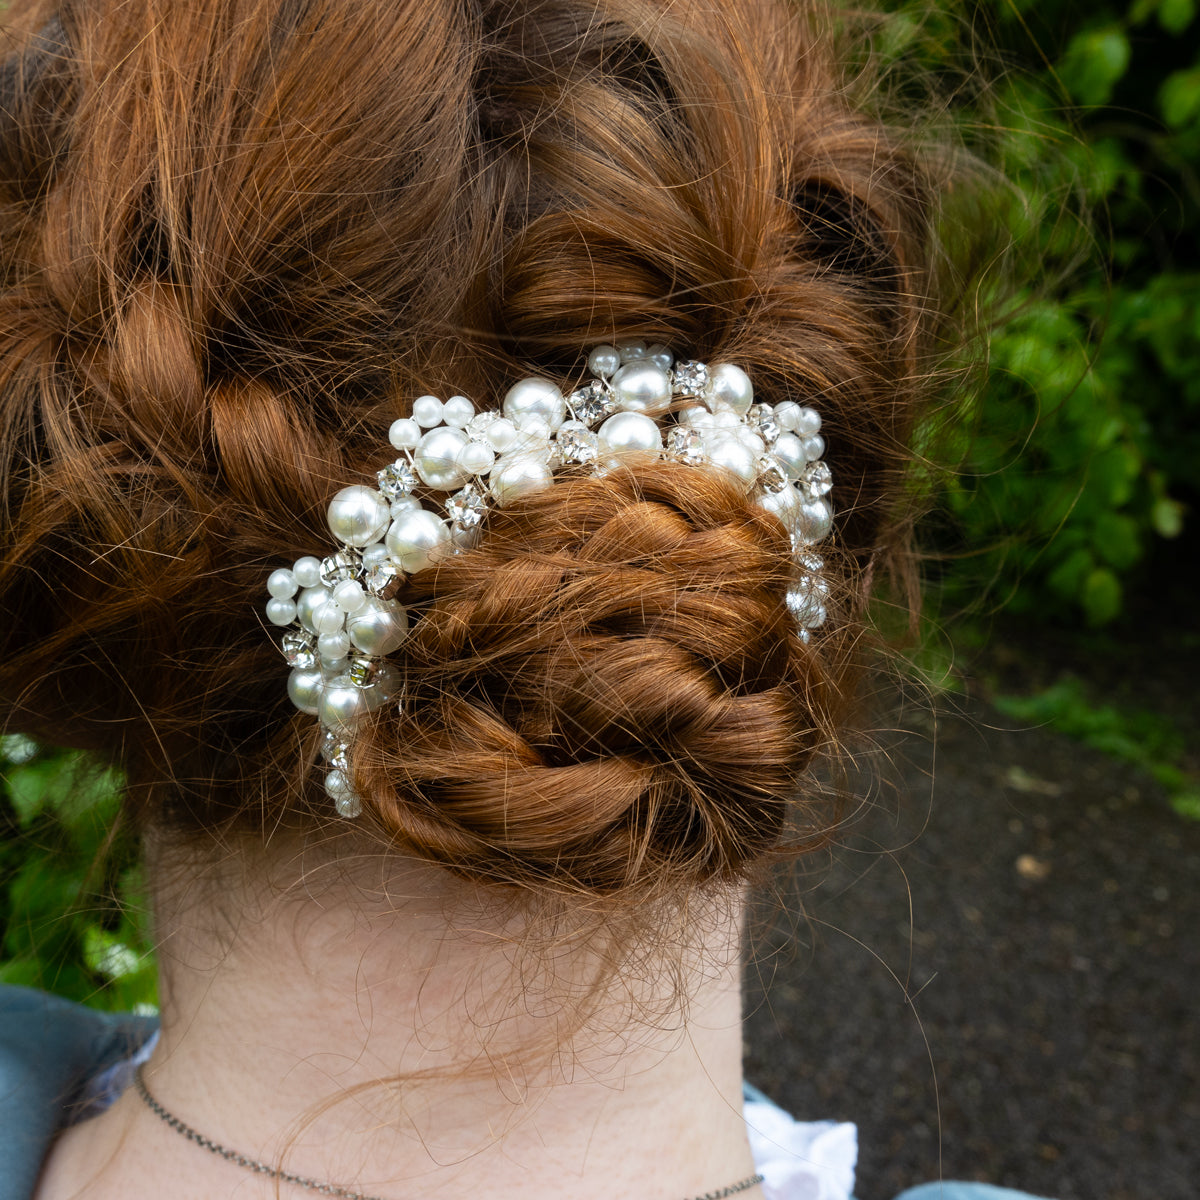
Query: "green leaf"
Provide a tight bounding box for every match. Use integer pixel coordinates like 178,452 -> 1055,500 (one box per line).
1158,0 -> 1196,34
1159,68 -> 1200,129
1082,566 -> 1123,625
1058,27 -> 1132,107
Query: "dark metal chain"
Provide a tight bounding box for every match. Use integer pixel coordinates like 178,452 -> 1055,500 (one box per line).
134,1065 -> 764,1200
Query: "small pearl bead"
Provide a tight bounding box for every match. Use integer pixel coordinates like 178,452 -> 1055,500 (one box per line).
709,363 -> 754,416
327,486 -> 391,548
314,600 -> 347,635
441,395 -> 475,427
646,343 -> 674,370
361,543 -> 390,568
411,395 -> 444,427
773,401 -> 802,432
267,569 -> 298,599
347,596 -> 409,655
390,496 -> 421,518
318,631 -> 351,660
266,597 -> 297,626
293,556 -> 323,588
287,667 -> 324,715
597,410 -> 662,456
332,579 -> 366,613
486,418 -> 519,452
756,483 -> 803,531
414,426 -> 470,490
793,407 -> 822,437
588,345 -> 620,378
319,677 -> 369,733
490,454 -> 554,506
502,377 -> 566,431
681,407 -> 715,429
734,427 -> 766,457
772,433 -> 807,480
388,418 -> 422,450
611,361 -> 672,416
705,435 -> 758,488
796,497 -> 833,544
458,440 -> 496,476
386,508 -> 452,574
296,585 -> 330,633
616,339 -> 647,362
801,434 -> 826,462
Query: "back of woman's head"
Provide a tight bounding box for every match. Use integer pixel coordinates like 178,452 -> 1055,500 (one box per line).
0,0 -> 950,902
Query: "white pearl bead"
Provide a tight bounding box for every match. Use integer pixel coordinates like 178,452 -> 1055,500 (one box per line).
588,345 -> 620,378
709,363 -> 754,416
597,410 -> 662,457
616,338 -> 647,361
734,427 -> 766,457
266,597 -> 297,626
321,657 -> 349,677
646,343 -> 674,370
712,409 -> 740,428
267,568 -> 298,599
319,676 -> 369,733
347,596 -> 409,655
296,585 -> 330,633
325,767 -> 360,804
502,377 -> 566,432
411,395 -> 444,427
796,497 -> 833,544
756,483 -> 803,531
388,418 -> 422,450
332,579 -> 366,613
293,556 -> 323,588
414,426 -> 470,490
794,407 -> 822,437
441,395 -> 475,427
318,631 -> 351,660
458,440 -> 496,476
681,407 -> 715,429
611,361 -> 672,416
287,666 -> 324,715
368,662 -> 403,706
390,496 -> 421,519
490,454 -> 554,506
452,522 -> 483,549
327,485 -> 391,548
772,401 -> 801,432
514,412 -> 553,439
386,508 -> 451,573
361,542 -> 390,568
486,417 -> 519,452
314,601 -> 346,635
801,434 -> 825,462
772,433 -> 807,480
705,435 -> 758,488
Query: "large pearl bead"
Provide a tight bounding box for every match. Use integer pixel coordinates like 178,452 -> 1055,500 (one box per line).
386,508 -> 451,574
414,426 -> 470,491
597,410 -> 662,457
771,433 -> 808,481
296,585 -> 331,633
502,377 -> 566,432
704,434 -> 758,489
327,486 -> 391,548
490,454 -> 554,506
795,497 -> 833,545
346,596 -> 409,656
708,363 -> 754,416
611,361 -> 672,416
319,676 -> 369,733
287,666 -> 324,715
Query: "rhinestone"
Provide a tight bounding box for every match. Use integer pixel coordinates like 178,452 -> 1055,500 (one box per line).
557,425 -> 600,465
376,458 -> 417,500
672,361 -> 710,398
365,561 -> 402,601
446,481 -> 488,529
567,380 -> 614,425
800,459 -> 833,497
320,549 -> 362,585
747,403 -> 780,444
282,631 -> 317,669
786,585 -> 827,628
346,657 -> 376,687
756,456 -> 789,493
666,425 -> 706,464
320,729 -> 350,760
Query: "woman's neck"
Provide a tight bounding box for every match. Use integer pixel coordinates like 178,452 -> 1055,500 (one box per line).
37,830 -> 761,1200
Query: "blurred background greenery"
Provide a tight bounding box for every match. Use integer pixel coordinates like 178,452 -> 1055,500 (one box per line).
2,0 -> 1197,1010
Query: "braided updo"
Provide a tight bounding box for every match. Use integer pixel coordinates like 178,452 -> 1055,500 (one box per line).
0,0 -> 951,898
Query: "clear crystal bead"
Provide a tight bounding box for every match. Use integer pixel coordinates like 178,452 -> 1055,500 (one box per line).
320,549 -> 362,585
756,455 -> 789,493
747,403 -> 780,445
800,460 -> 833,497
465,411 -> 500,441
786,585 -> 827,629
447,481 -> 487,529
282,631 -> 317,669
365,560 -> 402,600
558,426 -> 600,465
320,730 -> 351,768
568,380 -> 614,426
667,425 -> 706,464
346,656 -> 376,688
672,361 -> 709,398
797,551 -> 825,574
376,458 -> 417,499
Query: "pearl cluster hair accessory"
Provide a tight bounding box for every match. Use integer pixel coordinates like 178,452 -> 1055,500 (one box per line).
265,343 -> 834,817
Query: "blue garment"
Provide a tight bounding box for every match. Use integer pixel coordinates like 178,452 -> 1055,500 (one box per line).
0,985 -> 1050,1200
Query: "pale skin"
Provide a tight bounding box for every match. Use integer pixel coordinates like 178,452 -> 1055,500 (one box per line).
35,827 -> 764,1200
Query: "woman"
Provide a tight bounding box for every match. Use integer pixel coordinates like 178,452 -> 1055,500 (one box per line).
0,1 -> 1048,1197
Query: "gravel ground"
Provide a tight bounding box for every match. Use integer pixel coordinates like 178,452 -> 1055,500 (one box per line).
743,679 -> 1200,1200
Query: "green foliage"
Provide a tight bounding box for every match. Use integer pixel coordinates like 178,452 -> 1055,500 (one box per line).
0,739 -> 157,1012
994,679 -> 1200,819
926,0 -> 1200,627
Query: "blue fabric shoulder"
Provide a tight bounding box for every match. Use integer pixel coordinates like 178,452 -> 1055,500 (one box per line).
0,984 -> 157,1200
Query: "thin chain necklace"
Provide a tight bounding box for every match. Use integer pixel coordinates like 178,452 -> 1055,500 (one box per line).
134,1065 -> 764,1200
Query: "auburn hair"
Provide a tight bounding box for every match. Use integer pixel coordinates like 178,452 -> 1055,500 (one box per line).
0,0 -> 954,898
